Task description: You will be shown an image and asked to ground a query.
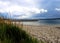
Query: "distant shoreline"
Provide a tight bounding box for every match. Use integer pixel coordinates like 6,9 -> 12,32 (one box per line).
6,18 -> 60,22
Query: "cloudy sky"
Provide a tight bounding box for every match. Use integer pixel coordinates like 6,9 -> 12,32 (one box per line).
0,0 -> 60,19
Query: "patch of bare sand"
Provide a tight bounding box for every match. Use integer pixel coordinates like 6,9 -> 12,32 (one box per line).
21,25 -> 60,43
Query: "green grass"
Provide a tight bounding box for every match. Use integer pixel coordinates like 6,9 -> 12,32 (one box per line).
0,23 -> 39,43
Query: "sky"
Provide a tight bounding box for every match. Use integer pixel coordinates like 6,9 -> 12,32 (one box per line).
0,0 -> 60,19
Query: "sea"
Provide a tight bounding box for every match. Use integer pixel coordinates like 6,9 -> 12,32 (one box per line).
22,19 -> 60,26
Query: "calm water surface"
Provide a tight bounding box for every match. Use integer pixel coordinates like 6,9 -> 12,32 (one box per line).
22,19 -> 60,26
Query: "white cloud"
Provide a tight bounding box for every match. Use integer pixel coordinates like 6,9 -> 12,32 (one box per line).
0,0 -> 48,19
55,8 -> 60,11
0,1 -> 10,5
0,1 -> 10,8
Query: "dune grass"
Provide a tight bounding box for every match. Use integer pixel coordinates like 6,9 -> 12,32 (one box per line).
0,23 -> 39,43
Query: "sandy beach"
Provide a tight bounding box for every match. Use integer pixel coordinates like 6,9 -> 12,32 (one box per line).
1,19 -> 60,43
19,24 -> 60,43
9,21 -> 60,43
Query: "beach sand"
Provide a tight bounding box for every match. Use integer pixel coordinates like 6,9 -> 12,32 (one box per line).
11,21 -> 60,43
20,25 -> 60,43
